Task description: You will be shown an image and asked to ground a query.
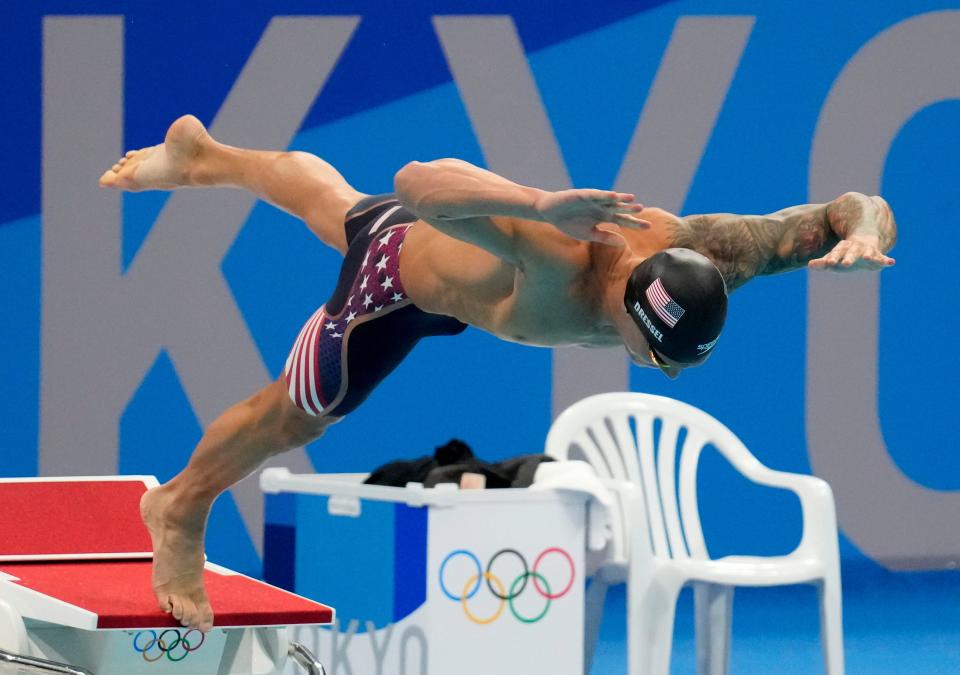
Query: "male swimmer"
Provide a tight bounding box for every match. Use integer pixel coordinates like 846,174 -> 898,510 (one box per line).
99,115 -> 896,631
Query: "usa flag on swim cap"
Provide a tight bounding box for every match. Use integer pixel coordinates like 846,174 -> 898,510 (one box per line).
646,278 -> 685,327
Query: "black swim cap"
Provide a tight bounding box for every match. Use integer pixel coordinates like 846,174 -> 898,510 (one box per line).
623,248 -> 727,365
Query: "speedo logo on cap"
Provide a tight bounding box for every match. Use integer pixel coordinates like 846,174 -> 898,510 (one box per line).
633,302 -> 663,343
697,336 -> 719,353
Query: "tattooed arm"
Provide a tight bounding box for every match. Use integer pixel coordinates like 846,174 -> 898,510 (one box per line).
667,192 -> 897,291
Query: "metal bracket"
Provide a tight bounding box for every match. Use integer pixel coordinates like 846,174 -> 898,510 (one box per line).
288,641 -> 327,675
0,647 -> 94,675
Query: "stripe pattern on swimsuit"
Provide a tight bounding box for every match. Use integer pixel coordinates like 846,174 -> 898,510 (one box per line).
283,221 -> 415,416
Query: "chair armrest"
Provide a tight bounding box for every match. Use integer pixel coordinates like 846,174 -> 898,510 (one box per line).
738,469 -> 839,560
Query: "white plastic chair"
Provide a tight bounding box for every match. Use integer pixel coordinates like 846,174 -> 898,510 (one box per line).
545,393 -> 843,675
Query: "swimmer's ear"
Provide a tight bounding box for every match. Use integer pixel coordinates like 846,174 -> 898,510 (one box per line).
592,224 -> 627,248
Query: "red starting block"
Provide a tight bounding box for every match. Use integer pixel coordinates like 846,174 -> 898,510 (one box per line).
0,476 -> 334,675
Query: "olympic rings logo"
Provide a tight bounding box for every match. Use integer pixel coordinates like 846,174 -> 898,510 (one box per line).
438,548 -> 575,625
131,629 -> 205,663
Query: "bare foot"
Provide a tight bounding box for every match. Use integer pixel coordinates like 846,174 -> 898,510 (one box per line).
99,114 -> 209,191
140,486 -> 214,632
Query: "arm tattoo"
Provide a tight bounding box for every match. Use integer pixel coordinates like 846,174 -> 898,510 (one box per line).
827,193 -> 898,252
668,205 -> 837,291
824,193 -> 864,238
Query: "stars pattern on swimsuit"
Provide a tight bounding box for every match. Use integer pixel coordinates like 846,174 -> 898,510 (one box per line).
322,319 -> 343,339
287,220 -> 421,413
330,223 -> 414,334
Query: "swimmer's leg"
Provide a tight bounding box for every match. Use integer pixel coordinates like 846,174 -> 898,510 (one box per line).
139,376 -> 340,632
99,114 -> 364,254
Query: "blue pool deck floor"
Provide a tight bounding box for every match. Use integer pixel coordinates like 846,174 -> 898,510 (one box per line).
590,564 -> 960,674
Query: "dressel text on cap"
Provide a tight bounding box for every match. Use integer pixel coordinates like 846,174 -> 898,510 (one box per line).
634,302 -> 664,343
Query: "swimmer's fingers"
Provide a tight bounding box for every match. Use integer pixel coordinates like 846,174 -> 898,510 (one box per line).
580,191 -> 650,228
537,189 -> 651,240
809,240 -> 895,271
809,240 -> 852,270
848,244 -> 895,269
598,191 -> 636,204
588,191 -> 645,212
603,199 -> 649,228
612,202 -> 646,215
612,213 -> 652,229
575,189 -> 633,205
846,234 -> 896,269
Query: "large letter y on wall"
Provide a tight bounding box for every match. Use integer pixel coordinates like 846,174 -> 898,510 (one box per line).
435,15 -> 754,418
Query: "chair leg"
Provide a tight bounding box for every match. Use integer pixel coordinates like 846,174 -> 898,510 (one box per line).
627,574 -> 683,675
819,576 -> 845,675
583,575 -> 610,675
694,583 -> 733,675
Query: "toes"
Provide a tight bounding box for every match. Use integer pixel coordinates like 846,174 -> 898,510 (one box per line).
193,613 -> 213,632
198,605 -> 214,633
179,600 -> 199,629
173,595 -> 213,631
126,150 -> 137,157
99,170 -> 117,187
118,157 -> 128,166
170,595 -> 184,621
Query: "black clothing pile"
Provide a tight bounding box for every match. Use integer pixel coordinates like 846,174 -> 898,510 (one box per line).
364,439 -> 554,489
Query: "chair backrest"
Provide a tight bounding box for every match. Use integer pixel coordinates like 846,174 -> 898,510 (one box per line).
545,393 -> 767,562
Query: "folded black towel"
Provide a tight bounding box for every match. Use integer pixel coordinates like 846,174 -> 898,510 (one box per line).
364,439 -> 553,489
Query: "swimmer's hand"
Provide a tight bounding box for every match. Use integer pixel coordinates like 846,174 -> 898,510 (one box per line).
811,193 -> 896,272
808,234 -> 895,272
535,189 -> 650,247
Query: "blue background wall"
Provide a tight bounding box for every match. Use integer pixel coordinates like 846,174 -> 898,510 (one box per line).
2,0 -> 958,588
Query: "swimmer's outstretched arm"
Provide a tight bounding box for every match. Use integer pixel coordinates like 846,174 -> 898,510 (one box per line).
394,158 -> 648,262
667,192 -> 897,291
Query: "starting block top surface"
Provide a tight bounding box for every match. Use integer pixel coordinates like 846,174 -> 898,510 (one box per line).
0,476 -> 154,561
0,560 -> 333,629
0,476 -> 334,630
